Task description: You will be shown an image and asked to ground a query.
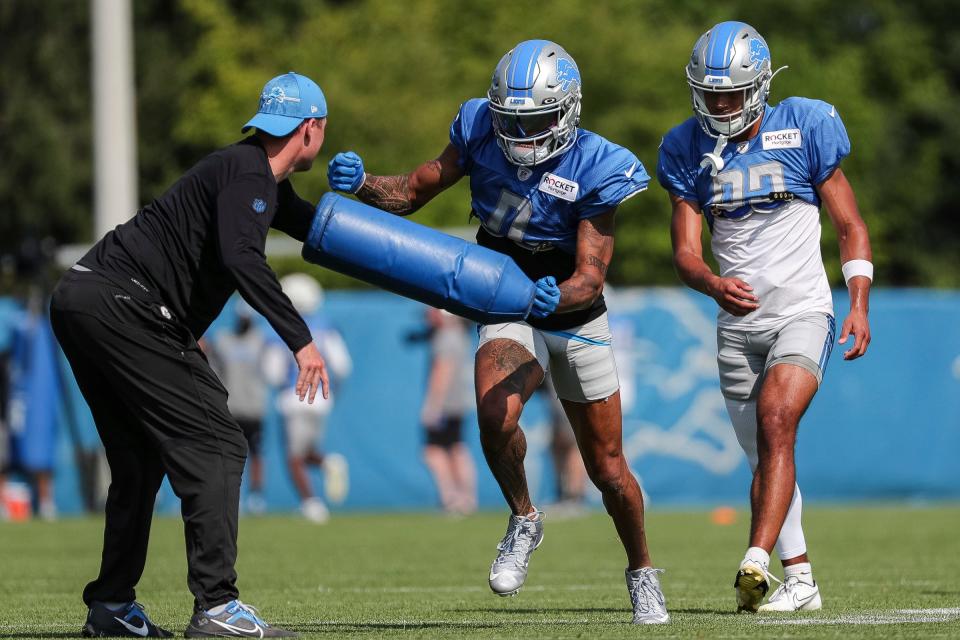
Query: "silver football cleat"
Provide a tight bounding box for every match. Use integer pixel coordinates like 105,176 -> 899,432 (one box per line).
488,511 -> 544,596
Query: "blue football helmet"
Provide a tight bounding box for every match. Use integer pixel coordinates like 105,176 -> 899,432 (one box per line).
686,21 -> 786,138
487,40 -> 582,166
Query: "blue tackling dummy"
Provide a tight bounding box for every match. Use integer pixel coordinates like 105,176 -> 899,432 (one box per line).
302,193 -> 536,324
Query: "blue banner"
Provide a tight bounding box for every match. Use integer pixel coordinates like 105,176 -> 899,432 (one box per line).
2,287 -> 957,514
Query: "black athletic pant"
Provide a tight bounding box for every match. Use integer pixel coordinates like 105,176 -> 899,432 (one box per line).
50,269 -> 247,612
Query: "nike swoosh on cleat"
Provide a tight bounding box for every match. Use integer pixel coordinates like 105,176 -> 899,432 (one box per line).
792,590 -> 818,609
114,617 -> 148,637
210,619 -> 264,638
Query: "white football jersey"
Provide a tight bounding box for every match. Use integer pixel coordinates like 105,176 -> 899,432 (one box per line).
711,198 -> 832,329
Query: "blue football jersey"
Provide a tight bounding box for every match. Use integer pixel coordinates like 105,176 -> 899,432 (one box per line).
657,97 -> 850,228
450,98 -> 649,254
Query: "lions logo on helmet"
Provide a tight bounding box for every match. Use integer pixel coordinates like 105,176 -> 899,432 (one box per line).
487,40 -> 583,166
748,38 -> 770,72
685,21 -> 786,138
555,58 -> 580,92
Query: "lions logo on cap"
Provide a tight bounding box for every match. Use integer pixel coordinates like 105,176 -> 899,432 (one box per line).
260,86 -> 301,108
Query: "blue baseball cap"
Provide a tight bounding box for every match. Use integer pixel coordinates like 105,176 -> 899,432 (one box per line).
242,72 -> 327,137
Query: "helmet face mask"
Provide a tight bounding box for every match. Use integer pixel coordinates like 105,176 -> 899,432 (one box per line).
488,40 -> 582,166
691,85 -> 755,138
686,21 -> 782,138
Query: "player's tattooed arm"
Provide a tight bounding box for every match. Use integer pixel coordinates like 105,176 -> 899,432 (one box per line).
356,144 -> 465,216
357,174 -> 414,214
556,209 -> 616,313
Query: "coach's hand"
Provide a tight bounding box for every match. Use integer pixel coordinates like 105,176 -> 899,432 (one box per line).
328,151 -> 366,193
294,342 -> 330,403
706,275 -> 760,316
530,276 -> 561,319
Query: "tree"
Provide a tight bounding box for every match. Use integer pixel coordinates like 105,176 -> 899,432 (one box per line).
2,0 -> 957,288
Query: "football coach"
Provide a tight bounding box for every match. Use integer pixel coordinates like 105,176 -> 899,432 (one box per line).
51,72 -> 330,638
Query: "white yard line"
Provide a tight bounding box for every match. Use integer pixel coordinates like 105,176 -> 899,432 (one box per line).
4,606 -> 958,631
315,583 -> 614,593
757,607 -> 960,626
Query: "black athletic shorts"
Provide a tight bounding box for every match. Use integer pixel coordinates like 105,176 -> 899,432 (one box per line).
423,415 -> 464,448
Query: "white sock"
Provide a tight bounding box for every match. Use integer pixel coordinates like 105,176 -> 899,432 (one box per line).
744,546 -> 770,568
102,602 -> 129,611
207,602 -> 231,615
784,562 -> 813,583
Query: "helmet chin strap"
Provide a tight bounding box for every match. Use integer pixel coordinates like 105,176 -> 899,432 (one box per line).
700,134 -> 728,176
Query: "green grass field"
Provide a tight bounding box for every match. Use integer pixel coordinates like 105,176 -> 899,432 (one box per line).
1,505 -> 959,639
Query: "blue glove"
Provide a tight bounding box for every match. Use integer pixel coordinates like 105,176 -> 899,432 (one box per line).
327,151 -> 366,193
529,276 -> 561,319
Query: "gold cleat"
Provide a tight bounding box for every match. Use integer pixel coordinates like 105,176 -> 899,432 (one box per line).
735,562 -> 772,613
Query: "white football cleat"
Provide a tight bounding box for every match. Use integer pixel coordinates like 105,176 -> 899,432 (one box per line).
626,567 -> 670,624
300,497 -> 330,524
488,511 -> 544,596
758,574 -> 822,612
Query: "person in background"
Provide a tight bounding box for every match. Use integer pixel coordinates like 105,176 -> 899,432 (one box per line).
0,346 -> 9,521
210,302 -> 270,514
264,273 -> 352,524
418,307 -> 477,516
7,297 -> 61,521
540,376 -> 587,515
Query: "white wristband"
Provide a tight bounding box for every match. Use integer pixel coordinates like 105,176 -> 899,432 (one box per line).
841,259 -> 873,285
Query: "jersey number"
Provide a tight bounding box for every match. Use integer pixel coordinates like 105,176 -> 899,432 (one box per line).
711,161 -> 786,206
485,189 -> 532,242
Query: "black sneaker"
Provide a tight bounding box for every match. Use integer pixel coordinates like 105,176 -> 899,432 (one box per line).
185,600 -> 296,638
82,601 -> 173,637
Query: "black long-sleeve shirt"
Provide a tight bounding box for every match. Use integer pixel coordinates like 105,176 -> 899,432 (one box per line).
80,137 -> 315,352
